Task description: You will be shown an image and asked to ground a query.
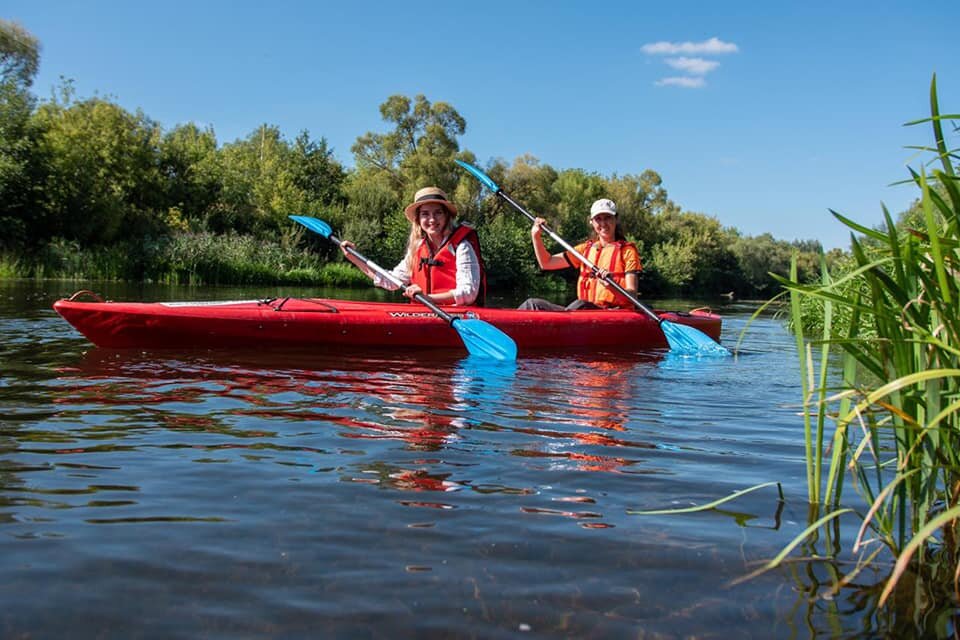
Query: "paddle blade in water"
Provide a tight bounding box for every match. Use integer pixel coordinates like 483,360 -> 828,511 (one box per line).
661,320 -> 731,356
289,215 -> 333,238
452,318 -> 518,361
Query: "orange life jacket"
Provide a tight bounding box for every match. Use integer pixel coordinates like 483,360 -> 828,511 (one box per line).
574,240 -> 640,308
410,224 -> 487,306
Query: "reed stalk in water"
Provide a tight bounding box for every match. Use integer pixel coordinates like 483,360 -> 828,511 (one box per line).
776,74 -> 960,609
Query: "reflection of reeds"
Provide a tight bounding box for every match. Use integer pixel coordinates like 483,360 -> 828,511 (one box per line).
772,75 -> 960,620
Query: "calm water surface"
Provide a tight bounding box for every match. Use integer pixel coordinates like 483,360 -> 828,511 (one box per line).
0,280 -> 883,638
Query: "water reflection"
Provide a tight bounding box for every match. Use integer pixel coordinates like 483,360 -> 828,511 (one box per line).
39,347 -> 681,513
54,348 -> 526,482
2,287 -> 874,637
509,352 -> 667,477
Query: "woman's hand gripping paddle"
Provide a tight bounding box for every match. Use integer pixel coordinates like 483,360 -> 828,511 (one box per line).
290,215 -> 518,361
454,160 -> 729,356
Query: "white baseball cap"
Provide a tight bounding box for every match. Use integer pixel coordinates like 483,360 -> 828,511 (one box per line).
590,198 -> 617,219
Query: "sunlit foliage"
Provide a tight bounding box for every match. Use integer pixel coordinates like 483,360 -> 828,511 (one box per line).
1,23 -> 827,292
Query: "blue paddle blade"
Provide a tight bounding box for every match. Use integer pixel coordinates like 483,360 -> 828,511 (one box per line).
289,215 -> 333,238
455,160 -> 500,193
290,212 -> 517,360
661,320 -> 731,357
452,317 -> 518,361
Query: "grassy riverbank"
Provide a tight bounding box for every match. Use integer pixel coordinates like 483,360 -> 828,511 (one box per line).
0,232 -> 368,286
0,229 -> 572,297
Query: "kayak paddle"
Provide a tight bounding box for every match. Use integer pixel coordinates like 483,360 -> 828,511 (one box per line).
290,215 -> 518,361
454,160 -> 730,356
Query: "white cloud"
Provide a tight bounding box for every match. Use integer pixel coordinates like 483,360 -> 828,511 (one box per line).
655,76 -> 706,89
644,37 -> 737,88
664,57 -> 720,75
641,37 -> 739,56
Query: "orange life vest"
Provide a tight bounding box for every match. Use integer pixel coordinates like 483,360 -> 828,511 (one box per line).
410,224 -> 487,306
573,240 -> 640,308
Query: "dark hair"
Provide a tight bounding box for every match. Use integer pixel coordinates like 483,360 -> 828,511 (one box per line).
588,217 -> 626,241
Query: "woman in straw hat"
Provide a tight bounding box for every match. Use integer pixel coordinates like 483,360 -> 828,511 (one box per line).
340,186 -> 487,306
519,198 -> 640,311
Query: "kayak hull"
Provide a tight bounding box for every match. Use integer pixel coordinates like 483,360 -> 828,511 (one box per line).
53,295 -> 723,352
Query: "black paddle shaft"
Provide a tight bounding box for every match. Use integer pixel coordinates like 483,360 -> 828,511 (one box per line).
328,233 -> 457,327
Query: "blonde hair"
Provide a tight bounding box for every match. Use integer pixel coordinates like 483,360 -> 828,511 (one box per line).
403,210 -> 453,273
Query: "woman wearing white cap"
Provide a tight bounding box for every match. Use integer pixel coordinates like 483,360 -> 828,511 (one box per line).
340,186 -> 486,306
519,198 -> 641,310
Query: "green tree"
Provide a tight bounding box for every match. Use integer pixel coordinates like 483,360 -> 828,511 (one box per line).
215,125 -> 347,237
484,157 -> 563,291
0,19 -> 39,88
650,236 -> 699,290
481,213 -> 543,293
215,125 -> 287,234
352,94 -> 467,196
682,217 -> 741,294
731,232 -> 821,296
550,168 -> 605,241
0,20 -> 41,249
32,91 -> 165,245
336,170 -> 403,265
605,170 -> 676,251
496,155 -> 558,224
645,210 -> 742,295
158,123 -> 221,229
290,131 -> 346,210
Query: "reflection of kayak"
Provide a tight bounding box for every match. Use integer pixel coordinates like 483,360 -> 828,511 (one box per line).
53,293 -> 722,351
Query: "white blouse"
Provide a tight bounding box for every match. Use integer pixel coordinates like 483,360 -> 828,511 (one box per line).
371,237 -> 481,306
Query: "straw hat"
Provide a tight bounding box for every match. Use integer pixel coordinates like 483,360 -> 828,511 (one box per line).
403,187 -> 459,223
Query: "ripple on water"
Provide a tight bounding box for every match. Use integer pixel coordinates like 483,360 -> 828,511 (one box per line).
0,298 -> 865,637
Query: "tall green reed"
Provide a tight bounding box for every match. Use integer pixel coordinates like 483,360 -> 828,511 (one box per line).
774,75 -> 960,608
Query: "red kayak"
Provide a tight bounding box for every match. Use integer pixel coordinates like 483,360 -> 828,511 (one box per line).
53,291 -> 723,352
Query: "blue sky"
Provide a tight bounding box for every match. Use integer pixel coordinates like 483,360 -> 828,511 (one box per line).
6,1 -> 958,249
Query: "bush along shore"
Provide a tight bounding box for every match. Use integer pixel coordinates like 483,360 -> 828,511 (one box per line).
0,231 -> 369,287
0,19 -> 836,299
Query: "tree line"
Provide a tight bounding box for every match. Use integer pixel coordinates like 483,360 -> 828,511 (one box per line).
0,20 -> 834,298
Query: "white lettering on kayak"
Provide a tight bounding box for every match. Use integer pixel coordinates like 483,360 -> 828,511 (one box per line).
388,312 -> 464,319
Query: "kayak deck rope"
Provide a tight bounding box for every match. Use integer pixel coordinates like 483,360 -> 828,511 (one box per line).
67,290 -> 105,303
266,298 -> 340,313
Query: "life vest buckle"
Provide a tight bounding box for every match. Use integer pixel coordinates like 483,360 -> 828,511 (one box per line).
419,257 -> 443,268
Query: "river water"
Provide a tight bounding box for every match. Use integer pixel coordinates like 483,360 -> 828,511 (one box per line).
0,279 -> 896,638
